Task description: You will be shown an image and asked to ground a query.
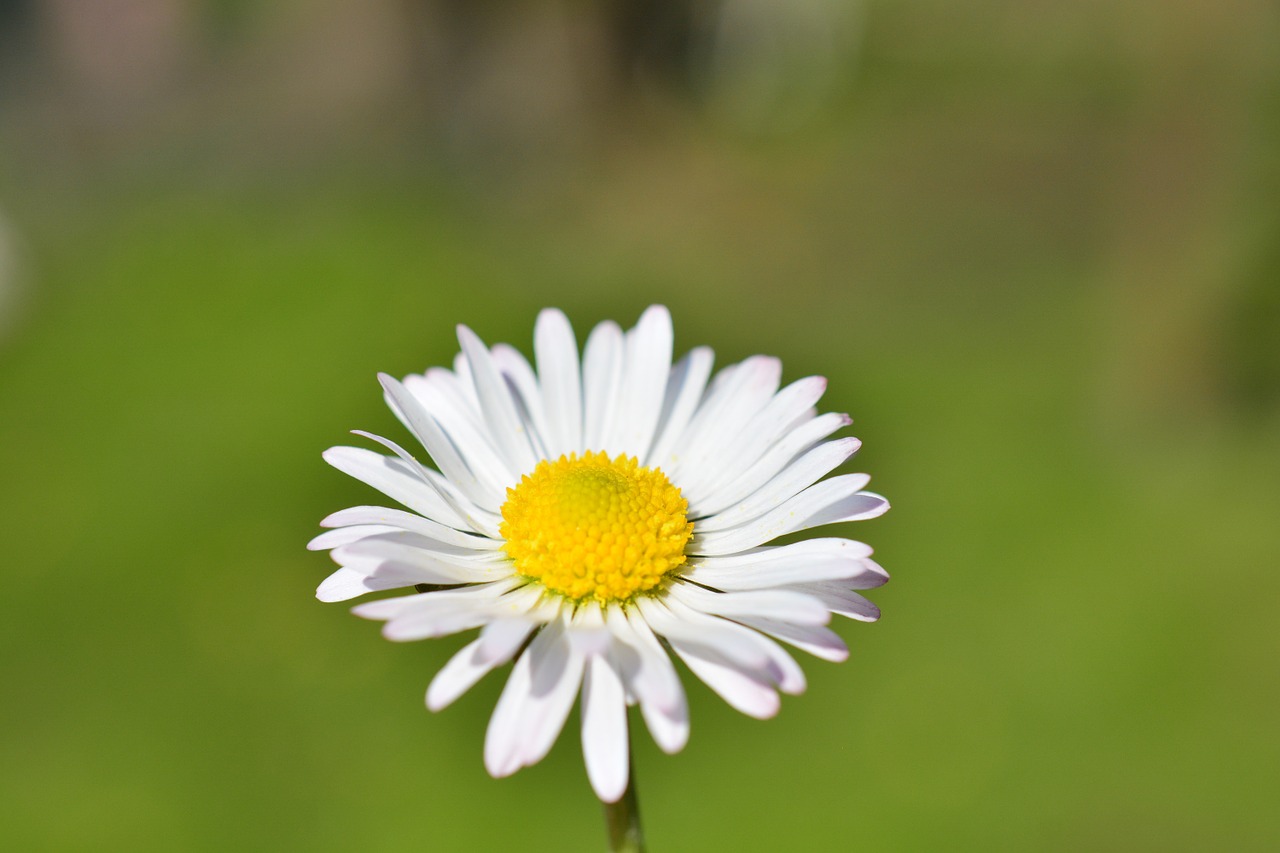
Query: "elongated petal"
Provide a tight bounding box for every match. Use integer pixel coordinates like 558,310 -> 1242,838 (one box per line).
316,566 -> 419,602
670,598 -> 806,693
405,367 -> 481,433
322,446 -> 472,530
402,372 -> 516,500
646,347 -> 714,470
615,305 -> 674,460
784,581 -> 883,621
534,308 -> 583,458
691,476 -> 885,555
581,654 -> 630,803
378,374 -> 506,511
638,598 -> 806,695
682,538 -> 875,590
673,645 -> 780,719
307,524 -> 398,551
343,430 -> 502,538
322,506 -> 501,551
691,412 -> 851,518
694,437 -> 862,531
635,598 -> 768,672
692,375 -> 828,499
457,325 -> 539,477
353,581 -> 517,639
582,320 -> 624,453
476,617 -> 539,665
325,552 -> 492,593
691,537 -> 874,568
427,638 -> 498,711
670,356 -> 781,495
847,558 -> 890,589
379,604 -> 491,642
731,616 -> 850,662
492,343 -> 551,461
331,528 -> 506,565
484,616 -> 584,777
666,583 -> 830,627
609,608 -> 689,753
426,614 -> 540,712
332,539 -> 509,585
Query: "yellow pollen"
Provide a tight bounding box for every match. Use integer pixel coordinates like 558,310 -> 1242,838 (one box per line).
499,451 -> 693,604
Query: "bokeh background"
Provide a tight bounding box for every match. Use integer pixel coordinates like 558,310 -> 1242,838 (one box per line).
2,1 -> 1278,850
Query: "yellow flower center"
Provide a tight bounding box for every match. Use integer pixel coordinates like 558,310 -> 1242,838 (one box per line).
499,451 -> 693,604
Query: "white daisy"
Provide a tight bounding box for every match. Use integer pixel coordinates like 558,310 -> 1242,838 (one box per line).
311,306 -> 889,803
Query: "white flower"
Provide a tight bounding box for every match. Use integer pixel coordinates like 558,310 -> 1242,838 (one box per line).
312,306 -> 889,802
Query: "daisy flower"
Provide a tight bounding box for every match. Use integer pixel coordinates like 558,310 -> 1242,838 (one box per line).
311,306 -> 889,804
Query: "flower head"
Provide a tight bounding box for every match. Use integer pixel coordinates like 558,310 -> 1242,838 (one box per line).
311,306 -> 889,802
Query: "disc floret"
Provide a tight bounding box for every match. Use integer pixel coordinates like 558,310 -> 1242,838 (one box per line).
500,451 -> 693,603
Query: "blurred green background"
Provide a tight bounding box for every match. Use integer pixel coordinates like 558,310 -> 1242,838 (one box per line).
2,1 -> 1278,850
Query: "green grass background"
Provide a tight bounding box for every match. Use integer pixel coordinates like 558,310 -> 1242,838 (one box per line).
2,2 -> 1279,850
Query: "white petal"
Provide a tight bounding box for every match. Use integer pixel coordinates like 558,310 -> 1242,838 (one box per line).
476,617 -> 538,665
405,368 -> 483,436
332,537 -> 510,584
691,476 -> 887,556
682,538 -> 875,590
614,305 -> 673,460
307,524 -> 398,551
377,375 -> 506,512
456,325 -> 539,476
426,616 -> 540,712
332,528 -> 506,564
694,437 -> 862,530
426,638 -> 495,711
690,375 -> 828,499
566,601 -> 612,658
847,558 -> 890,590
581,654 -> 630,803
379,603 -> 492,642
450,351 -> 479,408
484,615 -> 584,777
646,347 -> 715,470
316,566 -> 417,602
636,598 -> 805,695
324,549 -> 491,595
691,537 -> 874,568
345,431 -> 502,539
669,356 -> 781,495
802,489 -> 889,526
492,343 -> 552,461
417,468 -> 504,539
402,371 -> 516,499
666,583 -> 830,627
731,616 -> 850,662
784,581 -> 883,621
690,412 -> 851,518
483,649 -> 535,777
664,597 -> 807,693
353,582 -> 516,640
635,597 -> 768,672
322,446 -> 471,530
582,320 -> 624,453
607,608 -> 689,754
322,506 -> 501,551
534,308 -> 583,459
673,646 -> 780,719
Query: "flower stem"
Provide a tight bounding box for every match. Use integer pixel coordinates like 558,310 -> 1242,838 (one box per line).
602,752 -> 644,853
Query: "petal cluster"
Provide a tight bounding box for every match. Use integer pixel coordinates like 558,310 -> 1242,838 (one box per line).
311,306 -> 889,802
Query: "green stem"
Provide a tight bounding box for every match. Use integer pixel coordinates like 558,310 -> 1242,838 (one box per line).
602,750 -> 644,853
